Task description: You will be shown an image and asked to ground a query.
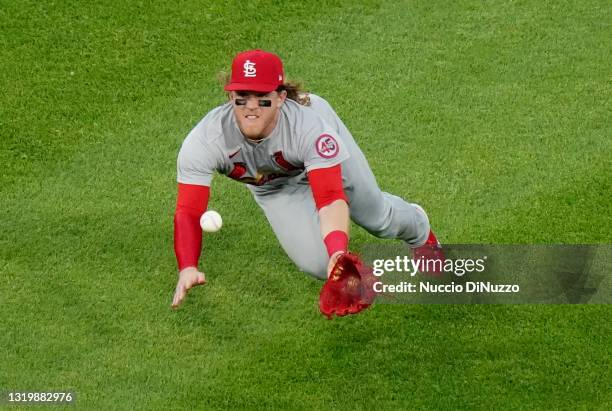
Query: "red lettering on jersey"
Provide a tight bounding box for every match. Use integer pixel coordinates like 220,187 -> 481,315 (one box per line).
273,151 -> 301,172
228,162 -> 247,180
227,151 -> 300,186
315,134 -> 339,159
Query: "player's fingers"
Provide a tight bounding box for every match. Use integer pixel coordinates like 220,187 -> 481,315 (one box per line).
171,284 -> 186,308
185,277 -> 201,290
186,273 -> 206,288
173,291 -> 185,308
172,272 -> 206,308
171,292 -> 180,308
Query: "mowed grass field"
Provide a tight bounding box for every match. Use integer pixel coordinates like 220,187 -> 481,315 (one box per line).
1,0 -> 610,409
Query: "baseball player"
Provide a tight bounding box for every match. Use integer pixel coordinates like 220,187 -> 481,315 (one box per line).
171,49 -> 442,308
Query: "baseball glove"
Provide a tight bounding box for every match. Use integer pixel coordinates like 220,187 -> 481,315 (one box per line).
319,253 -> 377,319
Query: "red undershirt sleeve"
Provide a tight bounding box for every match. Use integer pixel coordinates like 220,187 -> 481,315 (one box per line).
306,164 -> 348,210
173,183 -> 210,271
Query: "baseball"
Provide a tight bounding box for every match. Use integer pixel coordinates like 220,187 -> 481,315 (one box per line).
200,210 -> 223,233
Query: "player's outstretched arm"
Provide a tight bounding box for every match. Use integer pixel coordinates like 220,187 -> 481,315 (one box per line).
318,200 -> 350,276
307,164 -> 350,277
172,267 -> 206,308
172,183 -> 210,308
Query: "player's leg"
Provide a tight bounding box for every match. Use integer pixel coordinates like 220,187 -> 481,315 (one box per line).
249,181 -> 329,279
351,188 -> 430,246
308,93 -> 433,246
341,148 -> 431,246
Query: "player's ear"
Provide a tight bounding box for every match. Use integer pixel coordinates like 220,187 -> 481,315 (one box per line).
277,90 -> 287,105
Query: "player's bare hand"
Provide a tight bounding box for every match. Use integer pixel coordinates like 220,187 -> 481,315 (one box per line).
326,251 -> 345,278
171,267 -> 206,308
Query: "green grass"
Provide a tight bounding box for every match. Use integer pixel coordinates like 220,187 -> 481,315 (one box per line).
1,0 -> 611,409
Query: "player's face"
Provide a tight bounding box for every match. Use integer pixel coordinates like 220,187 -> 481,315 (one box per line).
231,90 -> 286,141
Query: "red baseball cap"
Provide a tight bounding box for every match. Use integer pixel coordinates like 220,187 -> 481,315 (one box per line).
224,49 -> 284,93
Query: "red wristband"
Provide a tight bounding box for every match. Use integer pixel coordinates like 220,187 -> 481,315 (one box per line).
323,230 -> 348,257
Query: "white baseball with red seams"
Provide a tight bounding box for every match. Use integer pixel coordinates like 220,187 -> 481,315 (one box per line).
200,210 -> 223,233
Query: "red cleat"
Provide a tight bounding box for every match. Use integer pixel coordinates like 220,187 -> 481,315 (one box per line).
412,230 -> 445,275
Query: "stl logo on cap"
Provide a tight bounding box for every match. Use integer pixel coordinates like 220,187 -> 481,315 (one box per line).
243,60 -> 256,77
225,49 -> 284,93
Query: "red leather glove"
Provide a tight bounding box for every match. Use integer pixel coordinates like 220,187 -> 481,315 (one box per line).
319,253 -> 377,319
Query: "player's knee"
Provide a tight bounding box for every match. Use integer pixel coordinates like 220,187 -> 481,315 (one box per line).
354,203 -> 430,243
408,204 -> 431,245
353,210 -> 394,238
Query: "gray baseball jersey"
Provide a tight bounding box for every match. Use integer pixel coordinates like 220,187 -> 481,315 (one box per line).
178,94 -> 429,279
178,95 -> 348,187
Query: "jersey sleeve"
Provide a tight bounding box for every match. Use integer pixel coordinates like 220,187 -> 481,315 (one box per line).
177,127 -> 223,187
297,108 -> 349,172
